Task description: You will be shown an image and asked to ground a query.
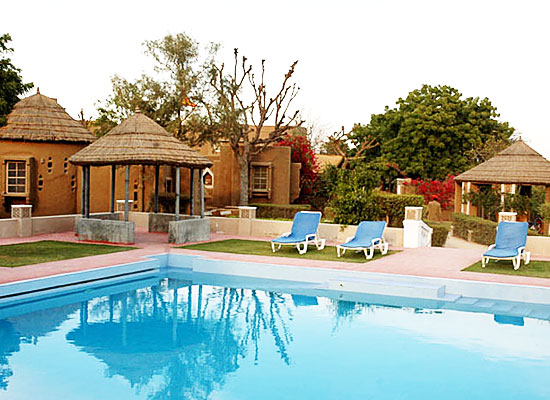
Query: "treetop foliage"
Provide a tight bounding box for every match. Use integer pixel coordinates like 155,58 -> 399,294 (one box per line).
352,84 -> 515,180
0,33 -> 33,126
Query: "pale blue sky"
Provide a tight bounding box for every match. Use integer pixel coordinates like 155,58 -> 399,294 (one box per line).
4,0 -> 549,157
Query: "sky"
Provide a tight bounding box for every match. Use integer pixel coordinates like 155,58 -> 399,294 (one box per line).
3,0 -> 550,157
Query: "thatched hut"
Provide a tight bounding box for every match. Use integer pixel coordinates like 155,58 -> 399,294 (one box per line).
69,109 -> 212,244
454,140 -> 550,224
0,89 -> 95,217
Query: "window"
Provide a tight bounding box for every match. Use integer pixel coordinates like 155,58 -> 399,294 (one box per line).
252,166 -> 268,192
164,177 -> 174,193
203,168 -> 214,189
6,161 -> 27,195
250,162 -> 272,198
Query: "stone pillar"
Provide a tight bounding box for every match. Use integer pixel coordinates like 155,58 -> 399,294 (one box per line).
238,206 -> 257,219
403,206 -> 433,248
175,167 -> 181,221
11,204 -> 32,237
498,212 -> 517,222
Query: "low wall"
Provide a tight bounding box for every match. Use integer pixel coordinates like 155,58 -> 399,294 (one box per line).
32,215 -> 76,235
169,218 -> 210,244
149,213 -> 177,233
526,236 -> 550,257
0,219 -> 18,238
76,218 -> 134,244
210,217 -> 404,248
129,212 -> 149,229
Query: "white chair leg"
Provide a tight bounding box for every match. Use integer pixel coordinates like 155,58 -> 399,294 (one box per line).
337,246 -> 342,257
525,251 -> 531,265
298,242 -> 308,255
367,246 -> 374,260
316,238 -> 326,250
513,256 -> 520,270
382,242 -> 389,255
482,257 -> 486,268
271,242 -> 277,252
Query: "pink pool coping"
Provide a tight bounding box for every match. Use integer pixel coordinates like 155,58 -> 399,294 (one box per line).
1,229 -> 549,289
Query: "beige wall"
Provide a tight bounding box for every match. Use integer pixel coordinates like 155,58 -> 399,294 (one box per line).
0,140 -> 86,218
200,144 -> 296,207
210,217 -> 405,248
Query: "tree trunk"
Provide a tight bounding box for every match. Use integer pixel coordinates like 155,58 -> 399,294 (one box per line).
238,157 -> 249,206
236,142 -> 250,206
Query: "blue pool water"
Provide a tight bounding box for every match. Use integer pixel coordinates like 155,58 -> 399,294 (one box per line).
1,272 -> 549,400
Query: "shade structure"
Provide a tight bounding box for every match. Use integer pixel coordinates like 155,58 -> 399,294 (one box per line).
69,110 -> 212,168
455,140 -> 550,185
0,90 -> 95,143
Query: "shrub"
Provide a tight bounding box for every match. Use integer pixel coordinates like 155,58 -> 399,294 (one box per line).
539,203 -> 550,221
251,203 -> 311,219
403,175 -> 455,209
276,133 -> 319,201
373,192 -> 424,227
451,213 -> 497,245
425,222 -> 450,247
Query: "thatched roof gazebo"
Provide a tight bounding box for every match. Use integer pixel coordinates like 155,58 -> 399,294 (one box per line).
454,140 -> 550,220
69,109 -> 212,244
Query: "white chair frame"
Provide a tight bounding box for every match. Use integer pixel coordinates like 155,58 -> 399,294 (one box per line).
481,245 -> 531,270
271,232 -> 326,255
336,237 -> 389,260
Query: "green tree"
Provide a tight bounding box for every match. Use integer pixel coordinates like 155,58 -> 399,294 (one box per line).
354,84 -> 514,180
95,33 -> 217,143
328,163 -> 383,224
0,34 -> 33,126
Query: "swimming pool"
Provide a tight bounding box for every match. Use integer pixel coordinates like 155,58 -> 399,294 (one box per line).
1,268 -> 549,400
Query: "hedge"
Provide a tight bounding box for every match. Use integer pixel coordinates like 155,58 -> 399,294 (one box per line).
451,213 -> 497,245
250,203 -> 311,219
425,222 -> 450,247
373,193 -> 424,227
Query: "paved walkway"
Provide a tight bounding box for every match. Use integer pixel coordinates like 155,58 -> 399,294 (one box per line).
0,230 -> 549,288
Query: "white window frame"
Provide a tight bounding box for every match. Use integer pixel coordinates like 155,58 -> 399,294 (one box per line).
202,167 -> 214,189
5,160 -> 28,196
250,162 -> 272,198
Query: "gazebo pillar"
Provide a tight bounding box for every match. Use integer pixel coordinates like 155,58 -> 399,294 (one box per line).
85,166 -> 90,219
81,166 -> 86,217
189,168 -> 195,216
124,166 -> 130,222
175,167 -> 181,221
110,165 -> 116,213
154,165 -> 160,213
199,168 -> 205,218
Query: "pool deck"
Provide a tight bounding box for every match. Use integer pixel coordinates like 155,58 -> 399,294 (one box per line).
0,228 -> 549,288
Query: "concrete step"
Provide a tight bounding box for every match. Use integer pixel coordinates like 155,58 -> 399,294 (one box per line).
327,277 -> 447,300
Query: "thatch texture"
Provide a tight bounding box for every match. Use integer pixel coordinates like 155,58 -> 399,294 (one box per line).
455,140 -> 550,185
70,111 -> 212,168
0,91 -> 95,143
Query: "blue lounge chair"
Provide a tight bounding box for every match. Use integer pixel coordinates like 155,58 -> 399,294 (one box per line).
271,211 -> 326,254
482,221 -> 530,270
336,221 -> 389,259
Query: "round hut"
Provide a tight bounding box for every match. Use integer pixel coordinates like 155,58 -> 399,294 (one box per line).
69,109 -> 212,244
454,140 -> 550,229
0,90 -> 95,218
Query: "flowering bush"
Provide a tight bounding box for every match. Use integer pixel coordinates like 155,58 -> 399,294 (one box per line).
277,134 -> 319,200
404,175 -> 455,210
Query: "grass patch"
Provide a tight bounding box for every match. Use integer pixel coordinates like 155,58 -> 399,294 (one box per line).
180,239 -> 396,263
0,240 -> 136,268
463,260 -> 550,279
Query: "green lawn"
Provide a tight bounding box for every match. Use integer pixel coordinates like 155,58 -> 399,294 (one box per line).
463,260 -> 550,279
180,239 -> 396,263
0,240 -> 136,268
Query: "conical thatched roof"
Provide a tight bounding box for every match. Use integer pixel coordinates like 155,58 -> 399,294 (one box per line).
0,90 -> 95,143
455,140 -> 550,185
69,111 -> 212,168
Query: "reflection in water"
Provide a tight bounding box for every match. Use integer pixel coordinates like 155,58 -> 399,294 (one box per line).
62,280 -> 296,399
1,278 -> 549,400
